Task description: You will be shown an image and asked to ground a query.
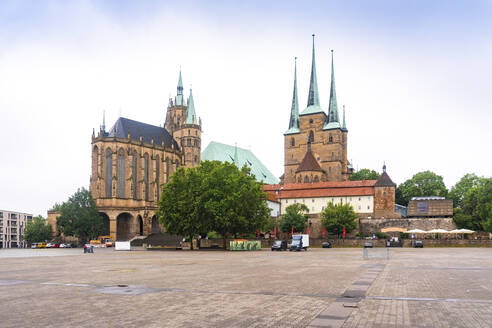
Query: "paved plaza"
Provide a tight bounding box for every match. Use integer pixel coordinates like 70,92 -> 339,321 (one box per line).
0,247 -> 491,327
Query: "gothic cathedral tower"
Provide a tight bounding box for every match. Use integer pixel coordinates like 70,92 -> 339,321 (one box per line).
283,35 -> 352,184
165,71 -> 202,169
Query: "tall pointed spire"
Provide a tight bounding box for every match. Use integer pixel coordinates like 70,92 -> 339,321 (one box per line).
285,57 -> 300,135
300,34 -> 324,116
324,50 -> 341,130
186,87 -> 197,124
176,69 -> 184,106
307,34 -> 320,107
327,50 -> 339,123
101,110 -> 106,132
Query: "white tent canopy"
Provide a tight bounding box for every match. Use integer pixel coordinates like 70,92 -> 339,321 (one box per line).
407,229 -> 427,233
427,229 -> 450,233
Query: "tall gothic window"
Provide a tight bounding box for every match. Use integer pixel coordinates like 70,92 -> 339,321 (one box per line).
165,157 -> 170,182
313,176 -> 319,182
155,155 -> 160,200
132,150 -> 138,199
92,146 -> 98,179
304,176 -> 309,183
308,131 -> 314,143
117,148 -> 125,198
105,148 -> 112,197
144,153 -> 149,201
291,137 -> 295,147
329,135 -> 333,143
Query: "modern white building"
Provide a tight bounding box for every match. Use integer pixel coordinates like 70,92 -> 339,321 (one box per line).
0,210 -> 33,248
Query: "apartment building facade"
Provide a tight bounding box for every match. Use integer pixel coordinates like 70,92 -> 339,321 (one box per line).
0,210 -> 33,248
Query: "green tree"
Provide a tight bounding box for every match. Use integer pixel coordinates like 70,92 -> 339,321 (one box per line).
56,188 -> 103,245
279,204 -> 309,233
321,203 -> 358,238
453,178 -> 492,232
157,166 -> 210,250
24,215 -> 52,244
157,161 -> 270,249
448,173 -> 482,208
349,168 -> 380,181
396,171 -> 448,206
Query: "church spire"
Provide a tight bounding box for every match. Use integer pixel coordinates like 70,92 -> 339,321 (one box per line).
327,50 -> 339,123
285,57 -> 300,135
176,69 -> 184,106
307,34 -> 320,107
186,87 -> 197,124
323,50 -> 341,130
101,110 -> 106,132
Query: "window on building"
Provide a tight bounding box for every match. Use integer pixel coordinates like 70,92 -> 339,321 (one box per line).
359,197 -> 361,201
329,135 -> 333,143
313,175 -> 319,182
144,153 -> 149,201
367,205 -> 370,210
308,131 -> 314,143
302,199 -> 305,203
286,199 -> 288,203
304,176 -> 309,183
165,158 -> 170,183
187,139 -> 191,146
349,197 -> 352,201
132,151 -> 138,199
331,152 -> 335,160
0,212 -> 3,219
312,199 -> 315,203
358,205 -> 361,210
298,176 -> 302,183
291,137 -> 295,147
155,155 -> 160,200
383,191 -> 386,196
117,148 -> 125,198
105,148 -> 112,197
309,118 -> 313,124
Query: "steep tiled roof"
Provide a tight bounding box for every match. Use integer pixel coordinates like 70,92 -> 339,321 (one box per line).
374,171 -> 396,187
201,141 -> 278,184
296,150 -> 324,173
107,117 -> 179,149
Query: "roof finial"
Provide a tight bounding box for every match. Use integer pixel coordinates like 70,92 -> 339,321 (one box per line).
383,161 -> 387,172
307,34 -> 320,107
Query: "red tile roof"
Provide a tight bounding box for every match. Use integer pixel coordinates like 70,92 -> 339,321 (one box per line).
263,180 -> 376,199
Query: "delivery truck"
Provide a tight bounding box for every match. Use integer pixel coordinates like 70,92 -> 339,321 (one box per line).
289,234 -> 309,251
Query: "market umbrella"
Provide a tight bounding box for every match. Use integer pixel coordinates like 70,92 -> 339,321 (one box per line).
427,229 -> 449,233
456,228 -> 475,234
407,229 -> 427,233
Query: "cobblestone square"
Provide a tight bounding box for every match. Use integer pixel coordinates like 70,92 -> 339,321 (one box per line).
0,247 -> 491,327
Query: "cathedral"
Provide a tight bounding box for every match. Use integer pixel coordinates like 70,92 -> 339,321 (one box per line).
282,35 -> 353,185
89,71 -> 202,241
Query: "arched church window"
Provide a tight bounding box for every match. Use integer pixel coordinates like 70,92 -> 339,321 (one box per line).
331,152 -> 335,160
313,176 -> 319,182
165,157 -> 170,182
309,119 -> 313,124
144,153 -> 149,201
92,146 -> 98,178
329,135 -> 333,143
194,155 -> 198,163
304,176 -> 309,183
105,148 -> 112,197
155,155 -> 160,200
298,176 -> 302,183
308,131 -> 314,143
291,137 -> 295,147
132,150 -> 138,199
117,148 -> 125,198
187,139 -> 191,146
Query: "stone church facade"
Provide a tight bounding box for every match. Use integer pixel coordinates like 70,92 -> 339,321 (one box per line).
89,71 -> 201,241
283,36 -> 352,184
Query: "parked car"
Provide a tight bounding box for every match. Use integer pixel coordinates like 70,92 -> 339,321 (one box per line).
271,240 -> 287,251
31,243 -> 38,249
322,241 -> 332,248
413,240 -> 424,248
364,242 -> 373,248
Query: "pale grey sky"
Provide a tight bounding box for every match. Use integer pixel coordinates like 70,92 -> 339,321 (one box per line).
1,0 -> 491,216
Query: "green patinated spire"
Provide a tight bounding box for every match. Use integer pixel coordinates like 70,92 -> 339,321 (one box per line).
176,69 -> 184,106
285,57 -> 300,135
301,35 -> 324,116
307,34 -> 320,107
102,110 -> 106,132
186,87 -> 197,124
324,50 -> 341,130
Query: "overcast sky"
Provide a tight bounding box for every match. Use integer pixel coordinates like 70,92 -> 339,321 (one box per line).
1,0 -> 491,216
